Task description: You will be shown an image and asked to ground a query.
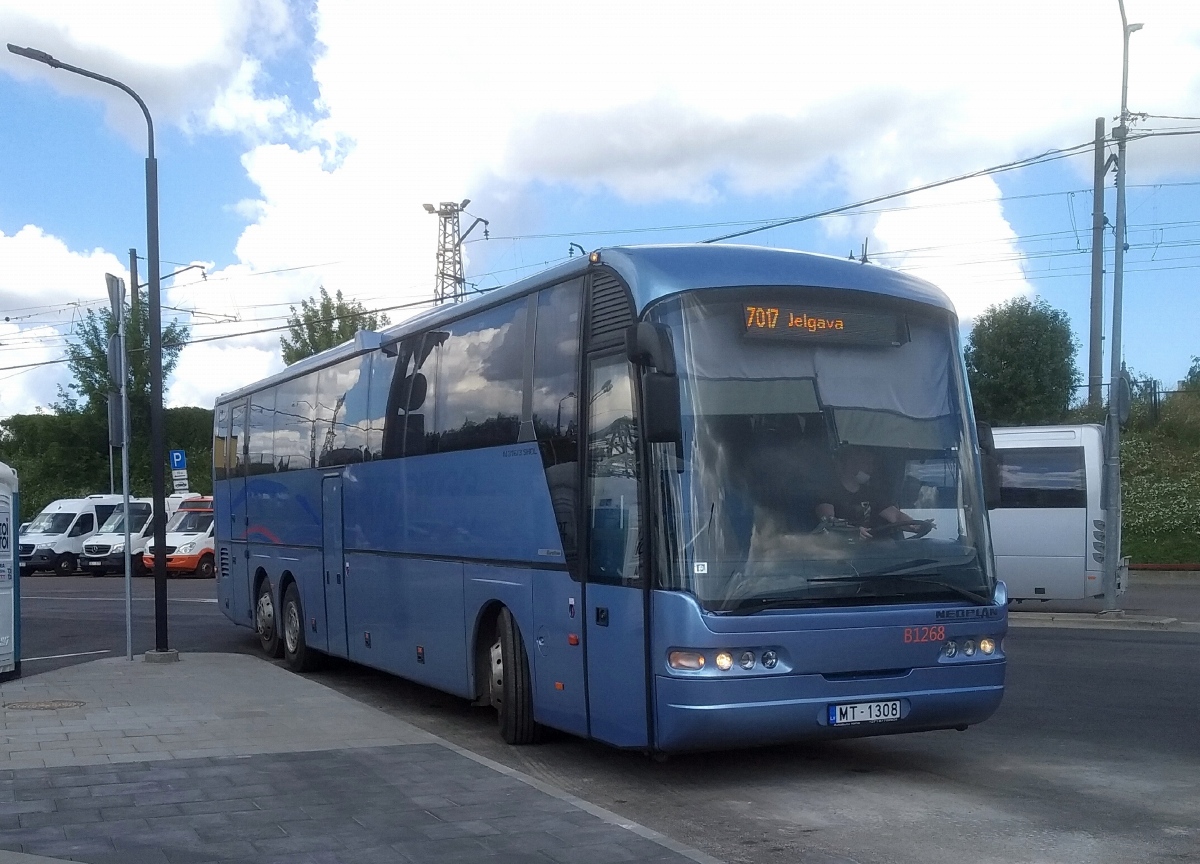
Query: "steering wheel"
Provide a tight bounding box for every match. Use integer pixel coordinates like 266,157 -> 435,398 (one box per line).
866,519 -> 934,539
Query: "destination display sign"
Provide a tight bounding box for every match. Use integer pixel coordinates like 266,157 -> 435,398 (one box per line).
742,304 -> 907,346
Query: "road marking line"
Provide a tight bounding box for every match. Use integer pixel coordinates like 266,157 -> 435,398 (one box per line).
22,596 -> 217,603
22,650 -> 112,662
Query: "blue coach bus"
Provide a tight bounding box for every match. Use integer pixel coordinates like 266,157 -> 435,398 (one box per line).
213,245 -> 1008,752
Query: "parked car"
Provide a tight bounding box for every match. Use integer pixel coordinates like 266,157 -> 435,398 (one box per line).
143,497 -> 215,578
82,493 -> 200,577
18,495 -> 125,576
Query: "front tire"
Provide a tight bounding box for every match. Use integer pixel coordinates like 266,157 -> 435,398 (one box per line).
195,554 -> 215,579
281,583 -> 318,672
493,607 -> 539,745
255,579 -> 284,658
54,554 -> 77,577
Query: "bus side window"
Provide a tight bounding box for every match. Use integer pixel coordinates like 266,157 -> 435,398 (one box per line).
532,278 -> 584,575
586,357 -> 641,586
247,389 -> 277,475
231,401 -> 246,475
213,403 -> 229,480
381,339 -> 421,459
366,350 -> 397,460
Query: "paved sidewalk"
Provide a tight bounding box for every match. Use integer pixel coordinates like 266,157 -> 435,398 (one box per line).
0,654 -> 719,864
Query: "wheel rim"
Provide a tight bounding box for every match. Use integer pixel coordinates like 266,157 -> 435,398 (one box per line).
489,636 -> 504,708
284,600 -> 300,655
256,590 -> 275,640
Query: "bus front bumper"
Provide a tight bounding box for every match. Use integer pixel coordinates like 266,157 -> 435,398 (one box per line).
654,661 -> 1005,752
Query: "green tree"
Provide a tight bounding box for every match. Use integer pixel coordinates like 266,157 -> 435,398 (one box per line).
965,296 -> 1081,425
280,287 -> 390,365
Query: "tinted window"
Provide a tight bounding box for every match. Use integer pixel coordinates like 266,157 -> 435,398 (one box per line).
997,447 -> 1086,508
532,280 -> 583,572
586,357 -> 641,585
382,337 -> 430,458
366,350 -> 397,459
230,401 -> 246,475
69,513 -> 94,537
247,389 -> 276,475
213,403 -> 230,480
430,299 -> 527,453
316,358 -> 370,467
273,373 -> 319,472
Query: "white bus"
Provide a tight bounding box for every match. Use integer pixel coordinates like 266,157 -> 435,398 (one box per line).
989,425 -> 1125,604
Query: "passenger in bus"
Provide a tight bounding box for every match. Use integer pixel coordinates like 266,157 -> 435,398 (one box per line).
814,446 -> 920,538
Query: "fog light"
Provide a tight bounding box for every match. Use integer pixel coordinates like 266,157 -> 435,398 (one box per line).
761,650 -> 778,669
980,637 -> 995,655
943,640 -> 958,658
738,651 -> 755,670
668,651 -> 704,670
715,651 -> 733,671
963,640 -> 977,657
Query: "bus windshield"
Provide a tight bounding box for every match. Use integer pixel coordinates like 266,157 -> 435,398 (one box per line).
99,502 -> 152,534
166,509 -> 213,534
646,289 -> 993,612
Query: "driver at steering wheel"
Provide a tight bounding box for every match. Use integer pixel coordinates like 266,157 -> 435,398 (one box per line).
814,446 -> 927,539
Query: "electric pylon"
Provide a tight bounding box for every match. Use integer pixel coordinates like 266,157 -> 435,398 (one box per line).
423,199 -> 489,304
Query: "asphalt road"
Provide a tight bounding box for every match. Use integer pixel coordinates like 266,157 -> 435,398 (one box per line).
15,575 -> 1200,863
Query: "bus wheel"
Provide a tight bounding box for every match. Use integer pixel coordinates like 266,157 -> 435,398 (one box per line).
195,554 -> 215,579
55,554 -> 77,577
281,583 -> 318,672
255,580 -> 284,658
492,607 -> 539,745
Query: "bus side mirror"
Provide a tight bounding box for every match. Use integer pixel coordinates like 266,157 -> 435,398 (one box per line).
976,421 -> 1001,510
626,322 -> 683,453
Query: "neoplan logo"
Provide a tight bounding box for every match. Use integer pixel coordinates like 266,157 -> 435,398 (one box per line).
934,607 -> 1001,621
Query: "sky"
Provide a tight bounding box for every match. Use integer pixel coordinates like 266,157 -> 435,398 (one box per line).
1,0 -> 1199,418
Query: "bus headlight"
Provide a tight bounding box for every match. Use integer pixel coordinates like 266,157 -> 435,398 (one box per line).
668,651 -> 705,670
962,640 -> 977,657
943,641 -> 958,658
714,651 -> 733,671
979,637 -> 996,655
738,651 -> 755,670
761,650 -> 778,669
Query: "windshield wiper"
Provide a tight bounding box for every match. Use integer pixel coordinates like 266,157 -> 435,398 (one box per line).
809,572 -> 991,606
713,596 -> 828,614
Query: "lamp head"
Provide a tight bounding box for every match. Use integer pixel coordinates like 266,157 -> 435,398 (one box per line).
422,203 -> 436,214
1127,22 -> 1143,33
7,44 -> 60,67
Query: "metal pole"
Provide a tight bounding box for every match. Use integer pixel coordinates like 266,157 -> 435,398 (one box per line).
1103,2 -> 1140,611
1088,117 -> 1107,409
108,447 -> 114,494
146,156 -> 168,650
118,281 -> 133,662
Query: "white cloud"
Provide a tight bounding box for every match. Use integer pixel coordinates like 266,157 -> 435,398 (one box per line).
5,0 -> 1200,414
871,177 -> 1034,321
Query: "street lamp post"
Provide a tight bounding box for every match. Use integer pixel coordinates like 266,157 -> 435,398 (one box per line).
8,44 -> 171,653
1101,5 -> 1142,612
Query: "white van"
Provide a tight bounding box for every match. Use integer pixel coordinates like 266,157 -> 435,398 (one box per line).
81,494 -> 199,577
989,425 -> 1125,603
17,495 -> 125,576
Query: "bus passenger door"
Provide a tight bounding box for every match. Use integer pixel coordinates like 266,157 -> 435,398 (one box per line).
322,473 -> 349,657
583,355 -> 649,748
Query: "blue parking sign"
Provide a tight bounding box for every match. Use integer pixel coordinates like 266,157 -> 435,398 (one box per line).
169,450 -> 187,470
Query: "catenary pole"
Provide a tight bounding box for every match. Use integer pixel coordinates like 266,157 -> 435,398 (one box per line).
1102,4 -> 1141,611
1088,117 -> 1107,409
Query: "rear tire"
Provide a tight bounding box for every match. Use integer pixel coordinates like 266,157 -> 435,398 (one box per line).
282,583 -> 318,672
494,607 -> 539,745
255,579 -> 284,658
195,554 -> 215,579
54,554 -> 77,577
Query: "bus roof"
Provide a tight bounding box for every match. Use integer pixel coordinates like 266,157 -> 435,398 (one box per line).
217,244 -> 953,404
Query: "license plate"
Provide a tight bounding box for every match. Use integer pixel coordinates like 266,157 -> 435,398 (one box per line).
86,561 -> 104,568
828,700 -> 902,725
